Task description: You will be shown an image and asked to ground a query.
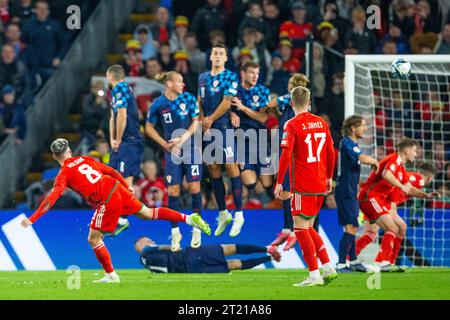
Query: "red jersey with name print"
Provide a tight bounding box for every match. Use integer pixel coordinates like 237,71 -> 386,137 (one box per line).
389,171 -> 425,205
29,156 -> 130,223
277,112 -> 335,194
358,153 -> 408,202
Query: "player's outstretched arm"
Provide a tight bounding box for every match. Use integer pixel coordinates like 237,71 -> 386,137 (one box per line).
359,154 -> 379,171
23,174 -> 67,227
97,162 -> 130,189
407,184 -> 441,199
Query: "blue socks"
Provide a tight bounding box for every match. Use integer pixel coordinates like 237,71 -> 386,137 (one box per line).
349,234 -> 357,262
282,199 -> 293,230
338,232 -> 356,264
236,245 -> 267,254
211,177 -> 227,211
241,256 -> 271,270
230,176 -> 243,211
191,192 -> 202,214
168,196 -> 179,229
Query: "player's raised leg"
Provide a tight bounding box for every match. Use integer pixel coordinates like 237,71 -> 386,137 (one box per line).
136,206 -> 211,235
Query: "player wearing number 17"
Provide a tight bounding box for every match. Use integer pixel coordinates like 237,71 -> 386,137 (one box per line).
20,139 -> 211,283
274,86 -> 337,287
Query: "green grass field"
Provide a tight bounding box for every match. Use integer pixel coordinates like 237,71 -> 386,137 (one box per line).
0,268 -> 449,300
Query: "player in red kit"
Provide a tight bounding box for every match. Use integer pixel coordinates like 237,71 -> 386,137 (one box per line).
274,86 -> 337,287
356,162 -> 438,268
357,138 -> 438,272
20,139 -> 211,283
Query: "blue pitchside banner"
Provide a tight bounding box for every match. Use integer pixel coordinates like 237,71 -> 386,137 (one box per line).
0,209 -> 448,270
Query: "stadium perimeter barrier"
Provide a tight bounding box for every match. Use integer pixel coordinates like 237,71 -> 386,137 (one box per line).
0,0 -> 136,208
0,208 -> 448,270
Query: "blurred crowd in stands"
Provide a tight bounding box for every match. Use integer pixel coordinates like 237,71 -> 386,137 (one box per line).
0,0 -> 97,145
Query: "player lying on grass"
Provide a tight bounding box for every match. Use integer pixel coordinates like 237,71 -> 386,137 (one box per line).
357,138 -> 439,272
356,162 -> 437,269
20,138 -> 211,283
135,236 -> 281,273
274,86 -> 337,287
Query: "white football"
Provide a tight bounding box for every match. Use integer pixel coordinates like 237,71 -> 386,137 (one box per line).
391,58 -> 411,79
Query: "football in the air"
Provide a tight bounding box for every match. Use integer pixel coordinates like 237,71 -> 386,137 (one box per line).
391,58 -> 411,79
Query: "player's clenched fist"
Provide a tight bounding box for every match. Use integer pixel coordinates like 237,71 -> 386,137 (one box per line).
21,218 -> 32,228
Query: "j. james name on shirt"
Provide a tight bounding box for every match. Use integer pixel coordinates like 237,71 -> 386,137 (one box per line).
302,122 -> 323,130
67,157 -> 85,168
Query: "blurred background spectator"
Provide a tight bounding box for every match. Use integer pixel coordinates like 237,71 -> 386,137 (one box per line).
191,0 -> 227,51
120,39 -> 145,76
134,160 -> 168,208
22,0 -> 69,84
184,32 -> 207,74
0,42 -> 28,99
79,82 -> 109,155
144,58 -> 163,80
149,6 -> 172,48
134,24 -> 158,61
170,15 -> 189,52
0,84 -> 26,145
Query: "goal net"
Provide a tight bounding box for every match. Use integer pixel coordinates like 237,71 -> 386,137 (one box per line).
345,55 -> 450,267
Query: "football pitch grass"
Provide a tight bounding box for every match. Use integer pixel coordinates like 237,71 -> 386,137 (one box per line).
0,268 -> 449,300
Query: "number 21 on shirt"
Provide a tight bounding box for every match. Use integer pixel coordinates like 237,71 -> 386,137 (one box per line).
305,132 -> 326,163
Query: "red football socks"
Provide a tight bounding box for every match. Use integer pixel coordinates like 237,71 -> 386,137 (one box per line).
93,242 -> 114,273
153,207 -> 186,222
308,227 -> 330,265
390,236 -> 403,264
375,231 -> 396,263
356,232 -> 377,256
294,228 -> 318,271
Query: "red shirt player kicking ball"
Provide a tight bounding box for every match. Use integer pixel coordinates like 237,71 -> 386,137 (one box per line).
357,138 -> 439,272
21,138 -> 211,283
274,86 -> 337,287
